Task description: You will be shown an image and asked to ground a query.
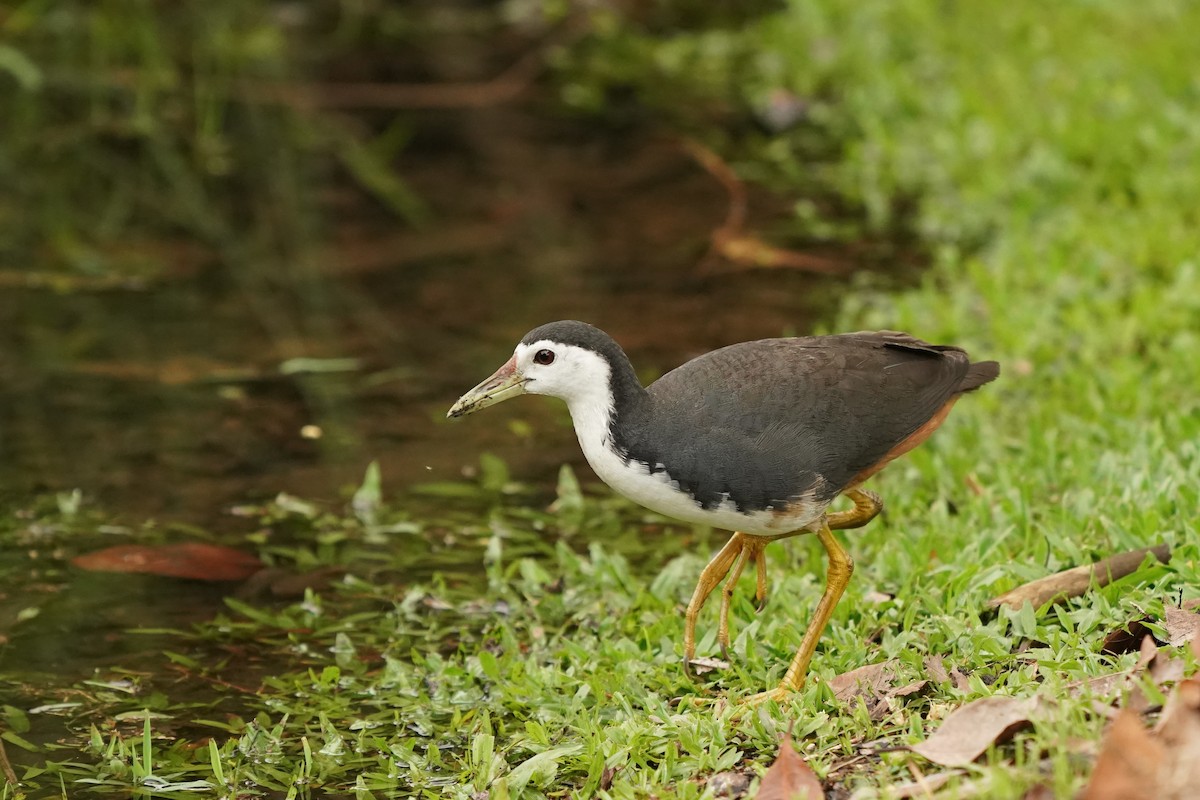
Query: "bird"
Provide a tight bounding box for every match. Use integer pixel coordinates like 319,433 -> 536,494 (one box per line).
447,320 -> 999,704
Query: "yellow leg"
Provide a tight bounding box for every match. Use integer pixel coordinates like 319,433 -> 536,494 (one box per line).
743,522 -> 854,705
739,489 -> 878,629
753,543 -> 768,611
683,532 -> 745,675
716,537 -> 767,658
825,488 -> 883,531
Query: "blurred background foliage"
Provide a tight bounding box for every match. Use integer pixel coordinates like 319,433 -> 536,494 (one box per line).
2,0 -> 415,278
0,0 -> 872,282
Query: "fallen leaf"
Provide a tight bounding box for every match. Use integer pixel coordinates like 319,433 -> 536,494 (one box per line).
688,656 -> 731,675
71,543 -> 263,581
949,667 -> 972,693
1102,617 -> 1156,655
1021,784 -> 1054,800
1149,653 -> 1187,687
910,695 -> 1038,767
1080,709 -> 1165,800
1082,677 -> 1200,800
889,680 -> 931,699
1135,635 -> 1159,672
987,544 -> 1170,611
757,723 -> 823,800
830,660 -> 897,702
1164,606 -> 1200,647
1156,680 -> 1200,798
925,655 -> 950,684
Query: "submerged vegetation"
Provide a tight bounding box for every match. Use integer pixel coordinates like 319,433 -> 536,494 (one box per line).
2,0 -> 1199,797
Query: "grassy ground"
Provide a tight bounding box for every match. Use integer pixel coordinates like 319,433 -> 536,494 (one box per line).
4,0 -> 1200,797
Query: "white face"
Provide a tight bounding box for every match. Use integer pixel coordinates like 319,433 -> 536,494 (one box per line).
515,340 -> 612,408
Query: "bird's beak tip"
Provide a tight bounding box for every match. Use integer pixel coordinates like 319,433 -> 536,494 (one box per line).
446,356 -> 523,420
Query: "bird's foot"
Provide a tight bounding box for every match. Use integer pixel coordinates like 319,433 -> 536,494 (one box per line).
740,685 -> 798,707
714,536 -> 770,662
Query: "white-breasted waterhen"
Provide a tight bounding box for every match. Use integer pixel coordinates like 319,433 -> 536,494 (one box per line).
448,320 -> 999,703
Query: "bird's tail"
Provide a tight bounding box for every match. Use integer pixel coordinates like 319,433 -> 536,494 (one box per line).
958,361 -> 1000,392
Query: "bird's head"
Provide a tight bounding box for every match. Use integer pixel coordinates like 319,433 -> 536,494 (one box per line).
446,321 -> 619,419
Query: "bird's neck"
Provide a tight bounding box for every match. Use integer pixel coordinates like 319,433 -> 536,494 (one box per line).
564,352 -> 648,458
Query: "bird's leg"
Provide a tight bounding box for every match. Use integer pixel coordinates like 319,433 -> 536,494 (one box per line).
754,542 -> 768,612
738,489 -> 874,625
825,488 -> 883,531
742,521 -> 854,706
683,532 -> 746,676
716,536 -> 768,659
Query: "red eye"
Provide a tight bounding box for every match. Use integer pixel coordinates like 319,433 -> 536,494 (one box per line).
534,349 -> 555,365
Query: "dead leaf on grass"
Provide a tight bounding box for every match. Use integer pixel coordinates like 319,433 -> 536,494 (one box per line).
688,656 -> 731,675
1149,652 -> 1187,686
72,542 -> 264,581
1102,617 -> 1156,655
1080,708 -> 1166,800
924,655 -> 950,684
986,544 -> 1170,611
757,722 -> 823,800
910,695 -> 1039,767
829,660 -> 897,703
949,667 -> 972,693
889,680 -> 931,699
1164,606 -> 1200,647
1082,677 -> 1200,800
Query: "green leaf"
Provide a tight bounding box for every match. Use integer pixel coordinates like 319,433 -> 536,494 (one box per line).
0,44 -> 43,91
352,461 -> 383,524
507,745 -> 583,793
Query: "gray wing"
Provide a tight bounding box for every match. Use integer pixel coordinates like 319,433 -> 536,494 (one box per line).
627,332 -> 981,510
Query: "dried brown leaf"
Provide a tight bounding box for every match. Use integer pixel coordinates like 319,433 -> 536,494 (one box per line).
1101,617 -> 1155,656
910,695 -> 1038,767
949,667 -> 972,693
1135,635 -> 1159,673
1150,653 -> 1187,687
688,656 -> 731,675
757,724 -> 823,800
1083,677 -> 1200,800
1154,680 -> 1200,800
889,680 -> 931,699
987,544 -> 1170,611
71,542 -> 264,581
829,660 -> 897,702
1164,606 -> 1200,647
924,655 -> 950,684
1080,709 -> 1165,800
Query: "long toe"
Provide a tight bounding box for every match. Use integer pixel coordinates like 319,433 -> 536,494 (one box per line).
753,542 -> 769,613
740,685 -> 798,707
683,533 -> 745,675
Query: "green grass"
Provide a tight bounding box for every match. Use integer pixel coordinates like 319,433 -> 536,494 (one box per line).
4,0 -> 1200,797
